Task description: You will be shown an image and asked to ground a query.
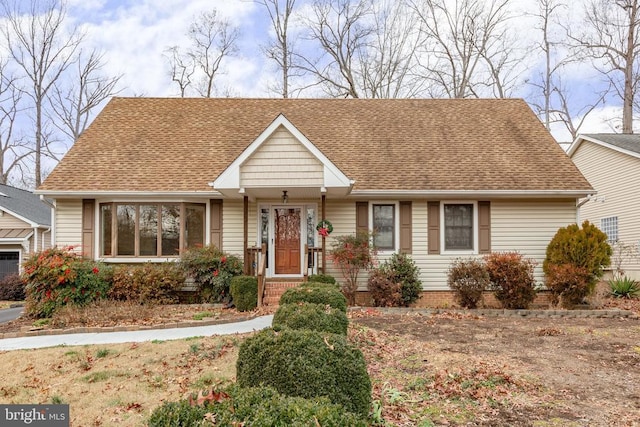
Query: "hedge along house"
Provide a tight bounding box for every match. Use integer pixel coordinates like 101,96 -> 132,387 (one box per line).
36,97 -> 593,306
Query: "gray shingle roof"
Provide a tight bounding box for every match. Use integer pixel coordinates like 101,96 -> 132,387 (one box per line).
0,184 -> 51,226
582,133 -> 640,155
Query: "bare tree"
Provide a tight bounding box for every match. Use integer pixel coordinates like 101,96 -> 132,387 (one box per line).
49,49 -> 122,142
166,9 -> 240,98
410,0 -> 519,99
257,0 -> 298,98
0,0 -> 82,186
571,0 -> 640,133
298,0 -> 421,98
0,63 -> 30,185
164,46 -> 195,97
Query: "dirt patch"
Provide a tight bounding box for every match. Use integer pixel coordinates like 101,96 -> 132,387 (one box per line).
352,310 -> 640,426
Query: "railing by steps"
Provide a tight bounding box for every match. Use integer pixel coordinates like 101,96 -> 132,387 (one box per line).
246,243 -> 323,307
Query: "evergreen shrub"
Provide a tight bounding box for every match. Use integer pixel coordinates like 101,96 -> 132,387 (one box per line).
272,302 -> 348,335
229,276 -> 257,311
279,286 -> 347,312
236,328 -> 371,417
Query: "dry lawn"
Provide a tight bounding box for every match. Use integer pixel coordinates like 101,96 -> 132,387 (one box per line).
0,299 -> 639,426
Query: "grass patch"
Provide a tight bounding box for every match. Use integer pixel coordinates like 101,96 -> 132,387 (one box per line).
96,348 -> 111,358
192,311 -> 215,320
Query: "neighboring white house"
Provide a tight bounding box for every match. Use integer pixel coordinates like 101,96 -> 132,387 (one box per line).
568,133 -> 640,279
36,98 -> 593,305
0,184 -> 52,280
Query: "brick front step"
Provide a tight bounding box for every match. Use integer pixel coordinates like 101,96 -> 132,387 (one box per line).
262,281 -> 301,306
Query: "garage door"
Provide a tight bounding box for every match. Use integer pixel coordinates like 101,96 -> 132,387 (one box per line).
0,252 -> 19,280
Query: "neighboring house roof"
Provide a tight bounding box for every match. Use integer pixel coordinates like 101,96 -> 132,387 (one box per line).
0,184 -> 51,226
568,133 -> 640,159
38,97 -> 592,196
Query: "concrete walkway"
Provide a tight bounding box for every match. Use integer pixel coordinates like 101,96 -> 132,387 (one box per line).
0,315 -> 273,351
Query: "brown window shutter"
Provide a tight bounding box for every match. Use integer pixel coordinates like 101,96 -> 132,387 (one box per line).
427,201 -> 440,254
356,202 -> 369,234
210,199 -> 223,249
82,199 -> 95,259
478,201 -> 491,254
399,201 -> 412,254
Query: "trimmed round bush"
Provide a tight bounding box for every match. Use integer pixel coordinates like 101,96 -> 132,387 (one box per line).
230,276 -> 257,312
236,328 -> 371,417
447,258 -> 490,308
307,274 -> 337,285
272,302 -> 348,335
300,280 -> 340,291
148,400 -> 208,426
279,286 -> 347,312
0,274 -> 26,301
148,385 -> 367,426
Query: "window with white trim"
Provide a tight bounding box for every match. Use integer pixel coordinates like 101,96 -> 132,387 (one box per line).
442,202 -> 477,253
600,216 -> 618,244
372,203 -> 396,250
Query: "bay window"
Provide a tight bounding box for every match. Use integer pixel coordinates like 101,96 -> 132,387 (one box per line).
100,202 -> 205,257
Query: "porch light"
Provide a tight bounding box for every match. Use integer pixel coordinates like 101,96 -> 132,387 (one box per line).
282,190 -> 288,204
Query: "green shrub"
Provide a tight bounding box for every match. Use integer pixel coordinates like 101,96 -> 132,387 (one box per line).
543,221 -> 612,300
0,274 -> 26,301
484,252 -> 537,309
367,266 -> 402,307
229,276 -> 257,311
109,263 -> 184,304
609,276 -> 640,298
272,302 -> 348,335
22,248 -> 112,318
307,274 -> 336,284
236,328 -> 371,417
147,399 -> 208,426
386,253 -> 422,306
148,385 -> 367,426
544,263 -> 593,307
279,286 -> 347,312
300,280 -> 340,290
447,258 -> 490,309
179,245 -> 243,303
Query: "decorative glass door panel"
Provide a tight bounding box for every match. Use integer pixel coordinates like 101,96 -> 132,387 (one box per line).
275,207 -> 301,275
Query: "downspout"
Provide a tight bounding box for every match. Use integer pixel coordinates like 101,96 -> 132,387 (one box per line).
33,225 -> 38,254
575,194 -> 596,224
42,228 -> 51,250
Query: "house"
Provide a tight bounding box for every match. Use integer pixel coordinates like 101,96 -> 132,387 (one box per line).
568,133 -> 640,279
36,97 -> 593,305
0,184 -> 52,280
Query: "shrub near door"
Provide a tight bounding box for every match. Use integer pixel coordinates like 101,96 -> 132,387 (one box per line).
230,276 -> 258,312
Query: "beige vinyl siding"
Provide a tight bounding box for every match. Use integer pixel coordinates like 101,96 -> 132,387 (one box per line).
572,142 -> 640,276
37,229 -> 52,251
419,199 -> 575,291
222,200 -> 245,258
491,199 -> 576,284
323,200 -> 360,287
240,126 -> 323,188
55,199 -> 83,252
0,213 -> 29,228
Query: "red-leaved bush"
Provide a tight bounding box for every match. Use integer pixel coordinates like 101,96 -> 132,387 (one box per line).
447,258 -> 490,309
484,252 -> 537,309
544,263 -> 592,308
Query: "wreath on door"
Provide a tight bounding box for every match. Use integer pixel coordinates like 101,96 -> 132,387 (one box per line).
316,220 -> 333,237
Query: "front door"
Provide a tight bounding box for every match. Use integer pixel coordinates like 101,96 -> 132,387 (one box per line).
275,207 -> 301,275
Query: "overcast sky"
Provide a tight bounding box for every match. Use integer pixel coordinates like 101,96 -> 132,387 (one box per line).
63,0 -> 624,143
